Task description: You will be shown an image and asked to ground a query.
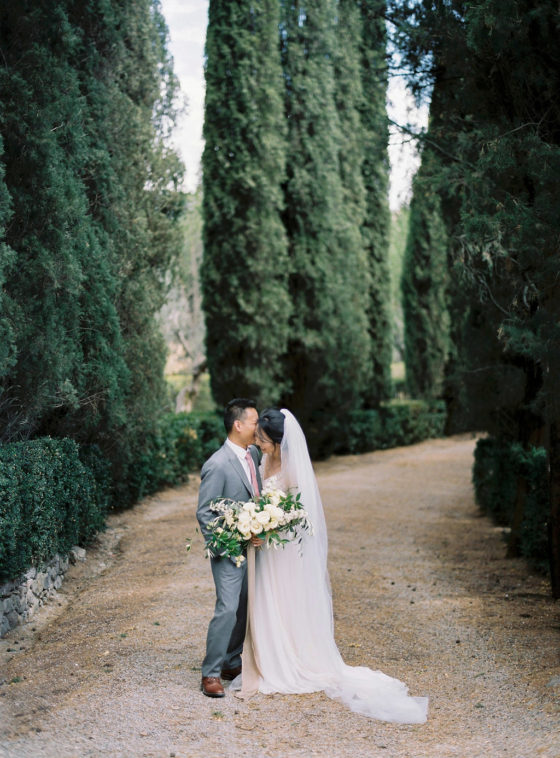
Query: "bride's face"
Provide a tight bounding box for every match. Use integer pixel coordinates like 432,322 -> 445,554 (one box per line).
256,428 -> 277,456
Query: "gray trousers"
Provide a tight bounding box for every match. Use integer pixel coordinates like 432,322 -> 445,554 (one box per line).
202,556 -> 248,677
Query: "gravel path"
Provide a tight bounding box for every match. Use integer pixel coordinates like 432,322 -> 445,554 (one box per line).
1,435 -> 559,758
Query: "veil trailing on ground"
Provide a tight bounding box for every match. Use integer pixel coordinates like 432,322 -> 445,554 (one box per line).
266,408 -> 428,723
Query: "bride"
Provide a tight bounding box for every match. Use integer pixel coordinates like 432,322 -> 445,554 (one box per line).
236,407 -> 428,724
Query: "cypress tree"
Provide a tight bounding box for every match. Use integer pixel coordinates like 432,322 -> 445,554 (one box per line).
401,149 -> 450,400
72,0 -> 185,502
358,0 -> 392,405
388,205 -> 410,362
391,0 -> 560,590
333,0 -> 367,258
280,0 -> 371,452
0,1 -> 184,503
0,139 -> 16,383
0,2 -> 123,441
202,0 -> 291,407
334,0 -> 386,405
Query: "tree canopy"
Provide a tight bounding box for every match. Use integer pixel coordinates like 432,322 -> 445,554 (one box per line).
392,0 -> 560,591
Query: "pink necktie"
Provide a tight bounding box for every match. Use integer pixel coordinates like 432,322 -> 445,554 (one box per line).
245,450 -> 260,496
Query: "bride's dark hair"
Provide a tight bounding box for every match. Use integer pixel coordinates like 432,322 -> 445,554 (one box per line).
258,408 -> 284,445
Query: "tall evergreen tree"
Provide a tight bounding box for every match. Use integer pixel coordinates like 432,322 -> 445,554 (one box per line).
0,138 -> 17,388
202,0 -> 291,407
0,2 -> 125,441
401,144 -> 450,399
388,205 -> 410,361
358,0 -> 393,405
391,0 -> 560,591
78,0 -> 185,502
0,1 -> 184,503
280,0 -> 371,452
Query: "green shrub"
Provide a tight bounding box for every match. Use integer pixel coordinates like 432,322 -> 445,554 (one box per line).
119,411 -> 225,504
472,437 -> 517,525
517,446 -> 549,574
473,437 -> 549,574
335,399 -> 446,455
340,410 -> 384,454
379,399 -> 446,447
184,411 -> 225,463
0,438 -> 109,581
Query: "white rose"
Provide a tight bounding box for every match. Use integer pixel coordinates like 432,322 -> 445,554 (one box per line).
267,488 -> 284,506
256,510 -> 270,526
276,508 -> 288,525
250,519 -> 262,534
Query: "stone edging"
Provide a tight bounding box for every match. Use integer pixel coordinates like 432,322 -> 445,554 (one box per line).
0,547 -> 86,637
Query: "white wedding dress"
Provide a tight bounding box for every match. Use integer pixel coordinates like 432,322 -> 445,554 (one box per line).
243,410 -> 428,724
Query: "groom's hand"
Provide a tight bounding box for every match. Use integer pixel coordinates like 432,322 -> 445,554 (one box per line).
250,536 -> 264,547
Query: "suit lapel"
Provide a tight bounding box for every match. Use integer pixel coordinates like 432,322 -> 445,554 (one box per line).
223,443 -> 252,495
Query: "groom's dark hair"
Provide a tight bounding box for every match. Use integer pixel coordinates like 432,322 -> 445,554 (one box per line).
224,398 -> 257,433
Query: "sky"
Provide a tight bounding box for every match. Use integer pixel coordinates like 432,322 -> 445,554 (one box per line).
160,0 -> 428,211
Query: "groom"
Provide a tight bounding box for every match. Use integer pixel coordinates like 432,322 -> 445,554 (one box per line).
196,398 -> 262,698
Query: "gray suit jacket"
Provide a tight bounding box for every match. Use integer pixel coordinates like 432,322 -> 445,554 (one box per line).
196,442 -> 262,543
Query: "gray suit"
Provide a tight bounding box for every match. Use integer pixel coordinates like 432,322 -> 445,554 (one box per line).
197,441 -> 262,678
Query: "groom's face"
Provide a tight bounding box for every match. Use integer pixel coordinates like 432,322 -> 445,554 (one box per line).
235,408 -> 259,448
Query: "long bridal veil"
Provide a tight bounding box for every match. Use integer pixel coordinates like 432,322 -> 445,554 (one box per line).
272,409 -> 428,724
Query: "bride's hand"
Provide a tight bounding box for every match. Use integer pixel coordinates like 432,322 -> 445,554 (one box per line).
250,536 -> 264,547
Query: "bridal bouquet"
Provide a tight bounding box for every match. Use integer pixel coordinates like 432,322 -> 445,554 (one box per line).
204,487 -> 312,567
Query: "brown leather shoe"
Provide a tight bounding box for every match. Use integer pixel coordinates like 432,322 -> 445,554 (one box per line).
201,676 -> 225,698
220,665 -> 242,681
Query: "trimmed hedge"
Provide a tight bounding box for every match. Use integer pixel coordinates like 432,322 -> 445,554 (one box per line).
0,438 -> 109,581
0,412 -> 224,582
473,437 -> 549,574
335,399 -> 447,455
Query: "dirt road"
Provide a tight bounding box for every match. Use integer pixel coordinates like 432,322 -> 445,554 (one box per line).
1,435 -> 558,757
